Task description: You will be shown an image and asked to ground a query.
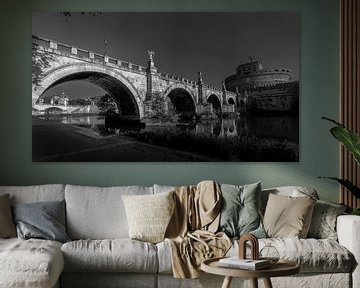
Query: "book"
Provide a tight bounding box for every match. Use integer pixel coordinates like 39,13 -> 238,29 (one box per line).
218,257 -> 271,270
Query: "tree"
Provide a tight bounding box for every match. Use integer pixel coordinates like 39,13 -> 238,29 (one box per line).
145,92 -> 179,122
32,36 -> 54,86
96,94 -> 118,116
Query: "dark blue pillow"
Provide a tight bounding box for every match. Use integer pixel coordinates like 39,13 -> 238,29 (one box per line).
12,200 -> 70,243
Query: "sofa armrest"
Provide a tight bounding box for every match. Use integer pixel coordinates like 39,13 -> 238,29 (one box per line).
337,215 -> 360,288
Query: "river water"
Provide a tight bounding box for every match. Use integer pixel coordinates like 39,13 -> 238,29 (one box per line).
39,114 -> 297,140
37,113 -> 299,160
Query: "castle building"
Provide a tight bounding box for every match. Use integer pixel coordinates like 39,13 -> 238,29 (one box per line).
224,59 -> 299,114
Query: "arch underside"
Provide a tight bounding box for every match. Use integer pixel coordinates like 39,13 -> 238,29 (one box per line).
45,107 -> 63,115
40,71 -> 140,118
207,94 -> 222,115
167,88 -> 196,119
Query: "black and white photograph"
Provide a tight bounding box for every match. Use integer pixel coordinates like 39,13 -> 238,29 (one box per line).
32,12 -> 300,162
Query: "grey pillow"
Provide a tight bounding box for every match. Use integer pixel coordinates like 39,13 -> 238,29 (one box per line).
218,182 -> 266,238
12,200 -> 70,243
307,200 -> 347,240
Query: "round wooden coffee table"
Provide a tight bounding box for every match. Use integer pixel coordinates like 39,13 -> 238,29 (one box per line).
201,257 -> 300,288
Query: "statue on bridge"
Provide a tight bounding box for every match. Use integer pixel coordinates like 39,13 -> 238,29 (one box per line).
147,49 -> 156,72
148,50 -> 155,61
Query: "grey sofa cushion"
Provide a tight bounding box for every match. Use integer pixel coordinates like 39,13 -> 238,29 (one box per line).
0,184 -> 65,204
65,185 -> 153,239
0,238 -> 64,288
261,238 -> 353,273
12,200 -> 70,243
153,184 -> 176,194
158,237 -> 353,275
61,273 -> 157,288
62,239 -> 158,273
228,238 -> 353,273
156,240 -> 173,274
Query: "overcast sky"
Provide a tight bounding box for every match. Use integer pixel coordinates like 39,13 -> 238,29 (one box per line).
33,12 -> 300,99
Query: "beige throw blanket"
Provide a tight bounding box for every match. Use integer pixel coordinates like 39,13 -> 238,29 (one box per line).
165,181 -> 231,278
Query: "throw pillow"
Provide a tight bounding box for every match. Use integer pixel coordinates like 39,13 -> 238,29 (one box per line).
12,200 -> 70,243
260,186 -> 319,214
122,190 -> 175,243
0,194 -> 16,238
263,193 -> 316,238
218,182 -> 266,238
307,200 -> 347,240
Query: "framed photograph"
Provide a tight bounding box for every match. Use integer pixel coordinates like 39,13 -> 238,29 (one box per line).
32,12 -> 299,162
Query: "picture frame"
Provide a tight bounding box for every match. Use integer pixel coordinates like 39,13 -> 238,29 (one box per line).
32,12 -> 300,162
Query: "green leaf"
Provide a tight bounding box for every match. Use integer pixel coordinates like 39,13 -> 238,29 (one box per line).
322,116 -> 344,127
330,126 -> 360,165
319,177 -> 360,198
322,117 -> 360,165
351,208 -> 360,215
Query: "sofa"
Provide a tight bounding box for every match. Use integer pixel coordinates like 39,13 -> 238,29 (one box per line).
0,183 -> 359,288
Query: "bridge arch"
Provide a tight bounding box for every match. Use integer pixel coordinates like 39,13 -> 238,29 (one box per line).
163,83 -> 197,118
228,97 -> 235,105
207,94 -> 222,115
45,107 -> 64,115
32,63 -> 143,119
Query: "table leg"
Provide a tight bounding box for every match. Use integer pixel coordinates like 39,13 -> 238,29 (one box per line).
263,277 -> 273,288
251,278 -> 258,288
221,276 -> 233,288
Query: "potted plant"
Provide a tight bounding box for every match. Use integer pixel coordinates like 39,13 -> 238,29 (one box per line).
320,117 -> 360,215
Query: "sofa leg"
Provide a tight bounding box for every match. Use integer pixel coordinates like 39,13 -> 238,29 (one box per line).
221,276 -> 232,288
263,277 -> 273,288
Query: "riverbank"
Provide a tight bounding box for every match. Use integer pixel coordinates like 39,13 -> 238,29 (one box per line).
32,118 -> 214,161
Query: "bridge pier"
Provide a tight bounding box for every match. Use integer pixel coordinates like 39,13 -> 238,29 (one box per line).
146,50 -> 159,101
197,104 -> 214,118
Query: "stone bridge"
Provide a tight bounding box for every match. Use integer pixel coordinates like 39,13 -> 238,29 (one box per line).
32,35 -> 237,120
32,104 -> 93,115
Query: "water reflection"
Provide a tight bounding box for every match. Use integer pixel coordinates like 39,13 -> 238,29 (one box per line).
38,114 -> 298,145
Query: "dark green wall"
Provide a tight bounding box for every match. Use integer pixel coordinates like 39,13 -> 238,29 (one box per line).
0,0 -> 340,202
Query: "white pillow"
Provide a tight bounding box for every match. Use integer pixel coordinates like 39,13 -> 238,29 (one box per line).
122,191 -> 175,243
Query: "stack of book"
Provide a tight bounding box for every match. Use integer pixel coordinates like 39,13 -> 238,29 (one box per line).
218,257 -> 271,270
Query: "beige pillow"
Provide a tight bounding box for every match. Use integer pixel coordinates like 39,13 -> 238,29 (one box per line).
122,191 -> 175,243
263,193 -> 316,238
0,194 -> 16,238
